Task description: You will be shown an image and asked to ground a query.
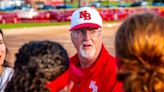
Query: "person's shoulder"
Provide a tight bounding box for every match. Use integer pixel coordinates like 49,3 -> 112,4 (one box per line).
69,54 -> 78,65
101,45 -> 117,67
103,49 -> 116,63
1,67 -> 14,81
4,67 -> 14,76
102,44 -> 116,61
105,55 -> 117,69
5,67 -> 14,72
107,53 -> 116,61
102,49 -> 117,70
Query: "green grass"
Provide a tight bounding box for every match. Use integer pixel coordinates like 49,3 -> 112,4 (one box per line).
0,22 -> 70,29
101,1 -> 132,7
0,21 -> 121,29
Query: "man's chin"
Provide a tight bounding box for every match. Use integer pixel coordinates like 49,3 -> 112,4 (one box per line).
80,49 -> 95,59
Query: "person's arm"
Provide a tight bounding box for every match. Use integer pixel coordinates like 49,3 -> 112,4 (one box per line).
58,81 -> 74,92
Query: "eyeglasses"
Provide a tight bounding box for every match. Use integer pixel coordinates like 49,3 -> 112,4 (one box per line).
71,28 -> 101,38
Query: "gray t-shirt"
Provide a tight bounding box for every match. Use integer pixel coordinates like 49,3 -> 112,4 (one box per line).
0,67 -> 14,92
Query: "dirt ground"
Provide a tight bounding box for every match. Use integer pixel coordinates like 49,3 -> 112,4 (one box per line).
3,23 -> 120,65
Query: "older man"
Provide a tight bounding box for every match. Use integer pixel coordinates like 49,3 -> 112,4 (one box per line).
69,7 -> 123,92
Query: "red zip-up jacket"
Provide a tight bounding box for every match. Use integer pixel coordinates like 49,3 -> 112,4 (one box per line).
70,44 -> 124,92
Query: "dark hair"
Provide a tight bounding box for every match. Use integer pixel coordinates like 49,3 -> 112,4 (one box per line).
5,40 -> 69,92
0,29 -> 11,67
115,12 -> 164,92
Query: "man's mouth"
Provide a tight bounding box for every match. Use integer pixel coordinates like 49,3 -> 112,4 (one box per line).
83,44 -> 92,49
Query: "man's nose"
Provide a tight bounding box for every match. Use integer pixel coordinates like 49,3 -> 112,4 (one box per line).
83,30 -> 91,40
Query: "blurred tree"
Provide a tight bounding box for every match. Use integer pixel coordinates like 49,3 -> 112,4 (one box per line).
107,0 -> 109,7
71,0 -> 73,3
148,0 -> 153,1
64,0 -> 66,8
78,0 -> 81,7
153,0 -> 163,2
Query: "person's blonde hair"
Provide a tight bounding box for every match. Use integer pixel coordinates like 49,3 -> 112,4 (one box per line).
115,12 -> 164,92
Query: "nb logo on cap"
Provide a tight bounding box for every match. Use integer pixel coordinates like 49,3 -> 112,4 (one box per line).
79,10 -> 91,20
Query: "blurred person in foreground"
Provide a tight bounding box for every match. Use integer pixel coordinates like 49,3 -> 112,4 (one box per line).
69,7 -> 123,92
0,29 -> 14,92
115,12 -> 164,92
5,40 -> 82,92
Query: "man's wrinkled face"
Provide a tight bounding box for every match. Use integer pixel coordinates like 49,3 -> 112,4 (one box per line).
71,27 -> 103,61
